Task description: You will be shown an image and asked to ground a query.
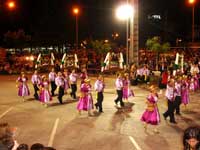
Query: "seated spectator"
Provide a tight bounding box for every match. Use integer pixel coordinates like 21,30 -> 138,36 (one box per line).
142,65 -> 150,83
44,147 -> 56,150
17,144 -> 28,150
0,123 -> 18,150
30,143 -> 44,150
183,126 -> 200,150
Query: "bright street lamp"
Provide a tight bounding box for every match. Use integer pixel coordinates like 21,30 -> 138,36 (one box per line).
7,1 -> 16,10
188,0 -> 196,42
116,4 -> 134,66
116,4 -> 134,20
72,7 -> 79,50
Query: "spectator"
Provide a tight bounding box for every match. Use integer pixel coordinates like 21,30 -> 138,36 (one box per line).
17,144 -> 28,150
0,123 -> 18,150
43,147 -> 56,150
183,126 -> 200,150
30,143 -> 44,150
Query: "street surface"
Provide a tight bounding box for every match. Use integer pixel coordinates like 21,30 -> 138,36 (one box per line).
0,75 -> 200,150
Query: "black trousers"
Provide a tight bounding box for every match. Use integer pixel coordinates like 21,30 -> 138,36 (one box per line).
58,86 -> 64,104
51,81 -> 57,96
95,92 -> 104,112
33,84 -> 39,100
174,96 -> 182,114
115,90 -> 124,107
163,99 -> 176,122
70,84 -> 77,99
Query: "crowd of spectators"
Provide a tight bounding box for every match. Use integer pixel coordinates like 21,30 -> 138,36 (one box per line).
0,123 -> 56,150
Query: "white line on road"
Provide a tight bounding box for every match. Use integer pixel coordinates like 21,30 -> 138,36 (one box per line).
0,107 -> 13,119
48,118 -> 59,147
129,136 -> 142,150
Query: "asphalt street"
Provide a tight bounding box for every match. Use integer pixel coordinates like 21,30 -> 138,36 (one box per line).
0,75 -> 200,150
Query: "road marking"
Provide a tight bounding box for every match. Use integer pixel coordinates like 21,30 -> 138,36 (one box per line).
129,136 -> 142,150
48,118 -> 59,147
0,107 -> 13,119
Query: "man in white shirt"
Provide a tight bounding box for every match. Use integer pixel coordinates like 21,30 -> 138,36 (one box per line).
114,73 -> 124,107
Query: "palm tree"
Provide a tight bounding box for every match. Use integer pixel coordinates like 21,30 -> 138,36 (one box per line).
146,36 -> 170,70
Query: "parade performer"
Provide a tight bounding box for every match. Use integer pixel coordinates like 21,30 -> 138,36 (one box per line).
181,76 -> 190,107
189,76 -> 195,93
31,70 -> 41,100
94,75 -> 105,113
80,68 -> 88,85
163,79 -> 177,124
159,69 -> 169,95
77,79 -> 92,116
39,75 -> 52,107
63,69 -> 70,93
49,68 -> 57,96
174,77 -> 182,115
114,73 -> 124,108
55,72 -> 65,104
16,72 -> 30,101
86,79 -> 94,114
141,85 -> 160,133
123,73 -> 134,102
194,73 -> 199,91
69,69 -> 78,99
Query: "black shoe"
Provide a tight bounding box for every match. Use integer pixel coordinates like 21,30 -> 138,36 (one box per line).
170,121 -> 177,124
114,100 -> 117,105
95,104 -> 98,109
163,114 -> 167,120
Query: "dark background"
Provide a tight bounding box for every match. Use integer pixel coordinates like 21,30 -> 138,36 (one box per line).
0,0 -> 199,48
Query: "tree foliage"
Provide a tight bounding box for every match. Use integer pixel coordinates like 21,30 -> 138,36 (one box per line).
90,40 -> 111,55
146,36 -> 170,53
146,36 -> 170,70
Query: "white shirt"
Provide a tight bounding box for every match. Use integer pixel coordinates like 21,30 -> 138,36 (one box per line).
115,78 -> 123,90
94,80 -> 104,92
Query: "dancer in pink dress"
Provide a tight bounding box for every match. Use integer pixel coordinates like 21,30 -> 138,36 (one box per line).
80,68 -> 88,85
63,69 -> 70,93
141,85 -> 160,133
181,76 -> 190,107
39,75 -> 52,107
16,72 -> 30,102
123,73 -> 134,102
77,79 -> 93,116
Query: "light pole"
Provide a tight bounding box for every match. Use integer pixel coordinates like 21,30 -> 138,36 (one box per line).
73,7 -> 79,50
116,4 -> 134,66
188,0 -> 195,42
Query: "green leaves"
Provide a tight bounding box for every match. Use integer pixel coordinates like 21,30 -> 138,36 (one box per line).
90,40 -> 111,55
146,36 -> 170,53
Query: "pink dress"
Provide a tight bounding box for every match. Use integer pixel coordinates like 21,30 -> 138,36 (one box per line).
63,74 -> 70,91
141,94 -> 160,125
77,83 -> 89,111
17,77 -> 30,97
39,81 -> 52,103
181,82 -> 190,105
194,75 -> 199,91
87,84 -> 94,110
123,79 -> 134,99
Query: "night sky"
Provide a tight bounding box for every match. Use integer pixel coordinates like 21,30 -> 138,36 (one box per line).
0,0 -> 200,47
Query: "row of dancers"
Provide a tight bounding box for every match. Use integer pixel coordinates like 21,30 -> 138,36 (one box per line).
16,68 -> 88,106
16,69 -> 134,112
141,73 -> 200,133
16,69 -> 199,133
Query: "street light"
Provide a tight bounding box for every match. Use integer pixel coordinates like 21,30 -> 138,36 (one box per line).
7,1 -> 16,10
188,0 -> 196,42
116,4 -> 134,66
73,7 -> 79,51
